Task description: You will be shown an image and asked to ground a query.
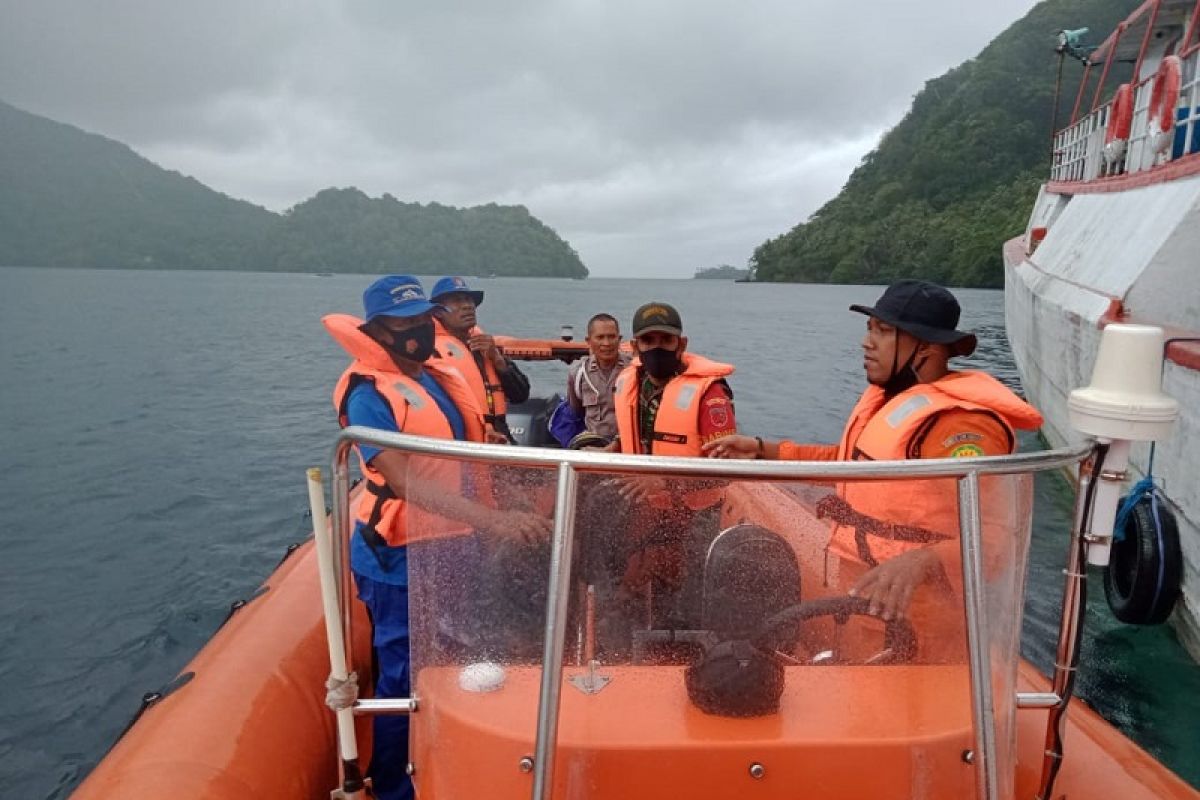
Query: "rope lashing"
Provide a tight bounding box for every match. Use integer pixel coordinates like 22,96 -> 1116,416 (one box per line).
325,671 -> 359,711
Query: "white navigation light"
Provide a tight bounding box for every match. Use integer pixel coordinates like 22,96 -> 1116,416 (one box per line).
458,661 -> 506,693
1068,324 -> 1179,566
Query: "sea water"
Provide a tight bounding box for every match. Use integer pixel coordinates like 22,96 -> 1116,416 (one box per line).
0,266 -> 1196,797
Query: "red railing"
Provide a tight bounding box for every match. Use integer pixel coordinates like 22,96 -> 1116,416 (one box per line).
1052,0 -> 1200,183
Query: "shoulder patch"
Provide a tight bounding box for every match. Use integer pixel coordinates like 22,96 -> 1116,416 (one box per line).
948,443 -> 985,458
707,404 -> 729,429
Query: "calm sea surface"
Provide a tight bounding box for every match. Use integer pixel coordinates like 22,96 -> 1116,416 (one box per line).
1,267 -> 1197,797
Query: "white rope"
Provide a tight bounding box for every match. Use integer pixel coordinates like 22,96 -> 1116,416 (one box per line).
325,671 -> 360,711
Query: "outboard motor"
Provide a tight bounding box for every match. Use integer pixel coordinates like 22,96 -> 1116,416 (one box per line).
505,394 -> 562,447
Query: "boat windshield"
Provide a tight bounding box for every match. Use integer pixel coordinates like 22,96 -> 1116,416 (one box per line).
397,450 -> 1037,799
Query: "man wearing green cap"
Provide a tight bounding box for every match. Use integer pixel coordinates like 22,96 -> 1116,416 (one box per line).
601,301 -> 737,626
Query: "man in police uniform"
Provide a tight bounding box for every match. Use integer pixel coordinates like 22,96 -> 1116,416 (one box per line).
566,312 -> 631,444
705,280 -> 1042,620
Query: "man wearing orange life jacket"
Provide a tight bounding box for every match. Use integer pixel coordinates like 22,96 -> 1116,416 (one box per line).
705,280 -> 1043,621
326,274 -> 549,800
606,302 -> 737,620
431,276 -> 530,443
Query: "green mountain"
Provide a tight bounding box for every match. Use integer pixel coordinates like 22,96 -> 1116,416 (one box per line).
264,188 -> 587,277
750,0 -> 1137,287
0,100 -> 588,277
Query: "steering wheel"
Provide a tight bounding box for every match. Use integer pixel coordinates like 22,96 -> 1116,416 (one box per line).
755,595 -> 918,666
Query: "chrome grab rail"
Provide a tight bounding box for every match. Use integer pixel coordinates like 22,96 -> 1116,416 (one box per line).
327,427 -> 1096,800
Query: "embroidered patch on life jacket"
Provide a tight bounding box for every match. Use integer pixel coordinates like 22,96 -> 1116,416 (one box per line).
949,443 -> 985,458
391,381 -> 426,410
653,432 -> 688,444
674,385 -> 697,410
886,394 -> 931,428
942,431 -> 983,447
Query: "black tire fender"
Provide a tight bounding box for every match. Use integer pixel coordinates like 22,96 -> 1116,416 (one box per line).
1103,493 -> 1182,625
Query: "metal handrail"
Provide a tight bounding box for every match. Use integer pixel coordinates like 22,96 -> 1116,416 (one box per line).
327,428 -> 1097,800
337,424 -> 1091,478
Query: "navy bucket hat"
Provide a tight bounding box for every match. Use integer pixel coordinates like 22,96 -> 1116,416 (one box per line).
850,280 -> 977,357
431,276 -> 485,307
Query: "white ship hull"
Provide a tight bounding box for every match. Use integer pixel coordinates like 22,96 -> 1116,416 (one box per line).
1004,174 -> 1200,661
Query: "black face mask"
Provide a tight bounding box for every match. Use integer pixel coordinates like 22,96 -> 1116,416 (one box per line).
640,347 -> 681,381
385,321 -> 436,363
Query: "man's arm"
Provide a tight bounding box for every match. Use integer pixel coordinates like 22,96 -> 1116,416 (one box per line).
348,382 -> 548,542
497,357 -> 531,404
371,449 -> 548,541
697,381 -> 737,445
566,361 -> 584,413
849,408 -> 1016,619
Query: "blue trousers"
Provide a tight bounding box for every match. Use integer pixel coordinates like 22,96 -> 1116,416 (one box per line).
354,572 -> 414,800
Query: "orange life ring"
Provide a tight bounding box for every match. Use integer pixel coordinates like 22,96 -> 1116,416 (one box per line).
1104,83 -> 1134,144
1148,55 -> 1182,136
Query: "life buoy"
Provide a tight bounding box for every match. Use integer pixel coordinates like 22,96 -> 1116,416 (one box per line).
1103,83 -> 1133,163
1148,56 -> 1182,153
1103,492 -> 1181,625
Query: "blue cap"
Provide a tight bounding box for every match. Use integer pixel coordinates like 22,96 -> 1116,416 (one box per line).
362,275 -> 441,321
430,276 -> 485,306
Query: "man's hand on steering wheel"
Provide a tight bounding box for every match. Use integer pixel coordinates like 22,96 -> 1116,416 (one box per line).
850,548 -> 942,621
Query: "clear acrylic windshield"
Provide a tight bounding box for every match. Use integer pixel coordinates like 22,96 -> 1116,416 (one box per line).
404,457 -> 1033,800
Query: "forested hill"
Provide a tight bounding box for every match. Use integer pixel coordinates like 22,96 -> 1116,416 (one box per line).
750,0 -> 1137,288
0,100 -> 588,277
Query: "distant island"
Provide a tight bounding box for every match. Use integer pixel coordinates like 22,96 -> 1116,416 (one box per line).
0,100 -> 588,278
693,264 -> 750,280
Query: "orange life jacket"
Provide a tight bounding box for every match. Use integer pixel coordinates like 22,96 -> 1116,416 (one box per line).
434,318 -> 507,426
324,313 -> 486,548
613,353 -> 734,510
828,371 -> 1044,565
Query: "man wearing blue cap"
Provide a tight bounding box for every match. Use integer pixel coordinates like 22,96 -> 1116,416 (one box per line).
324,275 -> 550,799
430,276 -> 530,443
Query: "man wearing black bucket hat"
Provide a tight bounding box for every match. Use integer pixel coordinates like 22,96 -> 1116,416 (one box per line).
706,280 -> 1042,620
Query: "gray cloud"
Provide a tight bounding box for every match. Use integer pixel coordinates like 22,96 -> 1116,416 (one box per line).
0,0 -> 1039,276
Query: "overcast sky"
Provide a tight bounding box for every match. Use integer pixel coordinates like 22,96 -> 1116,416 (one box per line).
0,0 -> 1040,277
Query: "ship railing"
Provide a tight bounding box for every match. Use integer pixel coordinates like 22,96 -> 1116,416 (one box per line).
326,428 -> 1098,800
1052,45 -> 1200,182
1052,106 -> 1106,181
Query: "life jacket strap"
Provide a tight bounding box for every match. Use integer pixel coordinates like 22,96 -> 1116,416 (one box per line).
360,479 -> 398,571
